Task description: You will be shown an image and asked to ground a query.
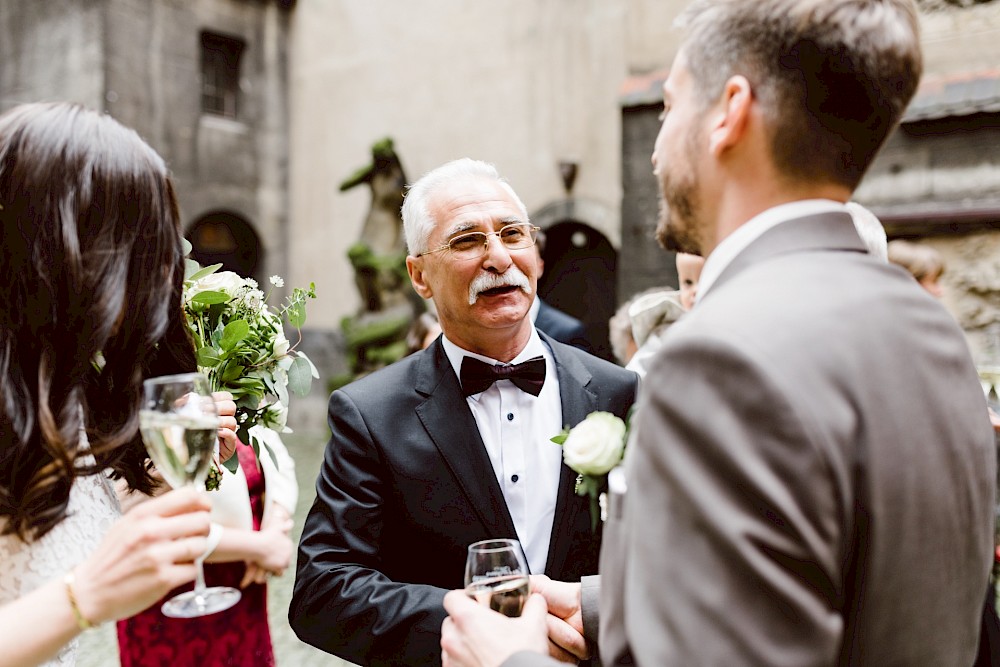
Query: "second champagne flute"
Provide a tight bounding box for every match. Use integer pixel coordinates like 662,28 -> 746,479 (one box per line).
464,538 -> 530,618
140,372 -> 241,618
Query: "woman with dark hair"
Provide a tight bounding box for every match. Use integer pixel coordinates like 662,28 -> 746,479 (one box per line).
0,102 -> 230,667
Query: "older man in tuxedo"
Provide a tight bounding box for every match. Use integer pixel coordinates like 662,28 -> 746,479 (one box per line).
440,1 -> 996,666
289,158 -> 638,666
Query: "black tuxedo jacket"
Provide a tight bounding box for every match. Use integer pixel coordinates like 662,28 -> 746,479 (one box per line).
535,299 -> 592,353
289,333 -> 638,666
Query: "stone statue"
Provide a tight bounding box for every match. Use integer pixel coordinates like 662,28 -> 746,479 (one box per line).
340,137 -> 409,312
335,138 -> 425,383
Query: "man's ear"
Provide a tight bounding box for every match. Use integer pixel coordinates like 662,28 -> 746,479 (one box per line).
708,75 -> 752,156
406,255 -> 433,299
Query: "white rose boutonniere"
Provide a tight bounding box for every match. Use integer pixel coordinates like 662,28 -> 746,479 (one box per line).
552,410 -> 630,531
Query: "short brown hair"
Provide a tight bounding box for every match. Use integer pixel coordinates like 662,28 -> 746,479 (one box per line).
677,0 -> 923,190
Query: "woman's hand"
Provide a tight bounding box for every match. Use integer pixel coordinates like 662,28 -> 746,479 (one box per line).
240,523 -> 294,588
212,391 -> 239,463
69,488 -> 211,624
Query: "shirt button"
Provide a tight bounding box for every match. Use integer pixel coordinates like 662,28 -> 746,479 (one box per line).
507,413 -> 514,421
511,474 -> 519,483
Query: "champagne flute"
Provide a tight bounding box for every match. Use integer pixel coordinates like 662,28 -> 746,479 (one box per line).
464,538 -> 530,618
140,372 -> 241,618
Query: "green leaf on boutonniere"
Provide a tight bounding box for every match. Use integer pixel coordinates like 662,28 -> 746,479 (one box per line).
550,429 -> 569,446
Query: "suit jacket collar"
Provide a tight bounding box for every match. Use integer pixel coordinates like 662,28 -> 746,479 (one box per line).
540,331 -> 600,576
412,333 -> 598,575
702,211 -> 866,304
414,339 -> 518,540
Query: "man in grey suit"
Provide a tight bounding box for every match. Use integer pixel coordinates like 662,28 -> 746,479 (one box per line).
440,1 -> 996,665
290,158 -> 637,666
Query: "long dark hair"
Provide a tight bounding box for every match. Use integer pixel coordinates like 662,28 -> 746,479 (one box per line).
0,102 -> 196,541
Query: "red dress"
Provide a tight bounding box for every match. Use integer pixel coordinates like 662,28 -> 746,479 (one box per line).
117,445 -> 274,666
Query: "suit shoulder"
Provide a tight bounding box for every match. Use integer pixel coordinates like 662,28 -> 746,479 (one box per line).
555,340 -> 636,384
540,302 -> 585,330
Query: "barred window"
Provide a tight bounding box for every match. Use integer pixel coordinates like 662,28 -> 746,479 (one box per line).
200,32 -> 244,118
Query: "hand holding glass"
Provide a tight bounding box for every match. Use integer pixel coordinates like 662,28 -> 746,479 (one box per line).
464,538 -> 530,618
139,372 -> 241,618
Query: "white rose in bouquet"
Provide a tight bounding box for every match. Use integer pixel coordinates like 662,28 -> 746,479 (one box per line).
271,330 -> 290,359
261,400 -> 290,433
187,270 -> 246,297
562,411 -> 627,476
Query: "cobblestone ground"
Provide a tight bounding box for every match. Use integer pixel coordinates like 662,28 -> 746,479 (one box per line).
77,432 -> 356,666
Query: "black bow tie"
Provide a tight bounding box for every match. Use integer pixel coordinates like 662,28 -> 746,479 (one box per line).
460,356 -> 546,397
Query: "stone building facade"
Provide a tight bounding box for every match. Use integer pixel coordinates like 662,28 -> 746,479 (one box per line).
0,0 -> 294,289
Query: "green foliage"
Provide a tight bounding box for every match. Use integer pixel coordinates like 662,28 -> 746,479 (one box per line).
342,314 -> 411,348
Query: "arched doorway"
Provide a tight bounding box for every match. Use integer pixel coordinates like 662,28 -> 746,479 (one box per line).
537,221 -> 618,360
186,211 -> 262,280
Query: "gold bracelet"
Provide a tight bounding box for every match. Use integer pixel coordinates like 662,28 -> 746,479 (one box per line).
63,571 -> 95,631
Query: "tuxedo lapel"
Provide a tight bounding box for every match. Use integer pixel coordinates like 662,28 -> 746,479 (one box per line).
413,340 -> 518,540
541,333 -> 599,576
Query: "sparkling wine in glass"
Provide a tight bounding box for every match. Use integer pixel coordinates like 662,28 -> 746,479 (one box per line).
464,538 -> 530,618
140,372 -> 241,618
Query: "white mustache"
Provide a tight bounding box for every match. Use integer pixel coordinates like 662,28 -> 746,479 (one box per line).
468,267 -> 532,305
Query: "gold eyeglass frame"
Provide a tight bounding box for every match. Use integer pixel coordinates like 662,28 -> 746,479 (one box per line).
416,223 -> 541,260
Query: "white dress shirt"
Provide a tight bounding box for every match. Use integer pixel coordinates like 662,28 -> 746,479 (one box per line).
441,327 -> 564,575
697,199 -> 848,304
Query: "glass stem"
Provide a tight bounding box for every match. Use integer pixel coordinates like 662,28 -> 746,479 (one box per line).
194,557 -> 207,594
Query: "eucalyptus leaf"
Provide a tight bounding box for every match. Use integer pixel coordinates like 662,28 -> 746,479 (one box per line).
261,437 -> 279,471
184,258 -> 201,280
288,357 -> 315,396
181,237 -> 193,256
288,302 -> 306,328
222,450 -> 240,474
246,429 -> 282,471
191,290 -> 230,305
188,263 -> 224,282
297,351 -> 321,379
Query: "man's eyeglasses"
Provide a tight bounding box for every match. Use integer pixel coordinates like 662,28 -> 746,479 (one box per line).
417,223 -> 540,261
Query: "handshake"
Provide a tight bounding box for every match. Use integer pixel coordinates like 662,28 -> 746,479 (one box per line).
441,575 -> 589,667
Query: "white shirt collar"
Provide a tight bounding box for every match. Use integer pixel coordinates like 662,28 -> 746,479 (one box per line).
696,199 -> 847,304
529,296 -> 541,323
440,324 -> 550,391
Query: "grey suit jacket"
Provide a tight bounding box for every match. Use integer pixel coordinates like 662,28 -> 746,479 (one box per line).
290,332 -> 638,666
508,212 -> 995,666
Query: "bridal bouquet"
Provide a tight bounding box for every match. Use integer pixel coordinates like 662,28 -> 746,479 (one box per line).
183,255 -> 317,488
551,410 -> 630,531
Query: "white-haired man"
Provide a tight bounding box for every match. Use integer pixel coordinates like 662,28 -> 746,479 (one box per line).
290,158 -> 638,666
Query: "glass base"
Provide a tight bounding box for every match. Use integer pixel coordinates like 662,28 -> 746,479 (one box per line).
161,585 -> 241,618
